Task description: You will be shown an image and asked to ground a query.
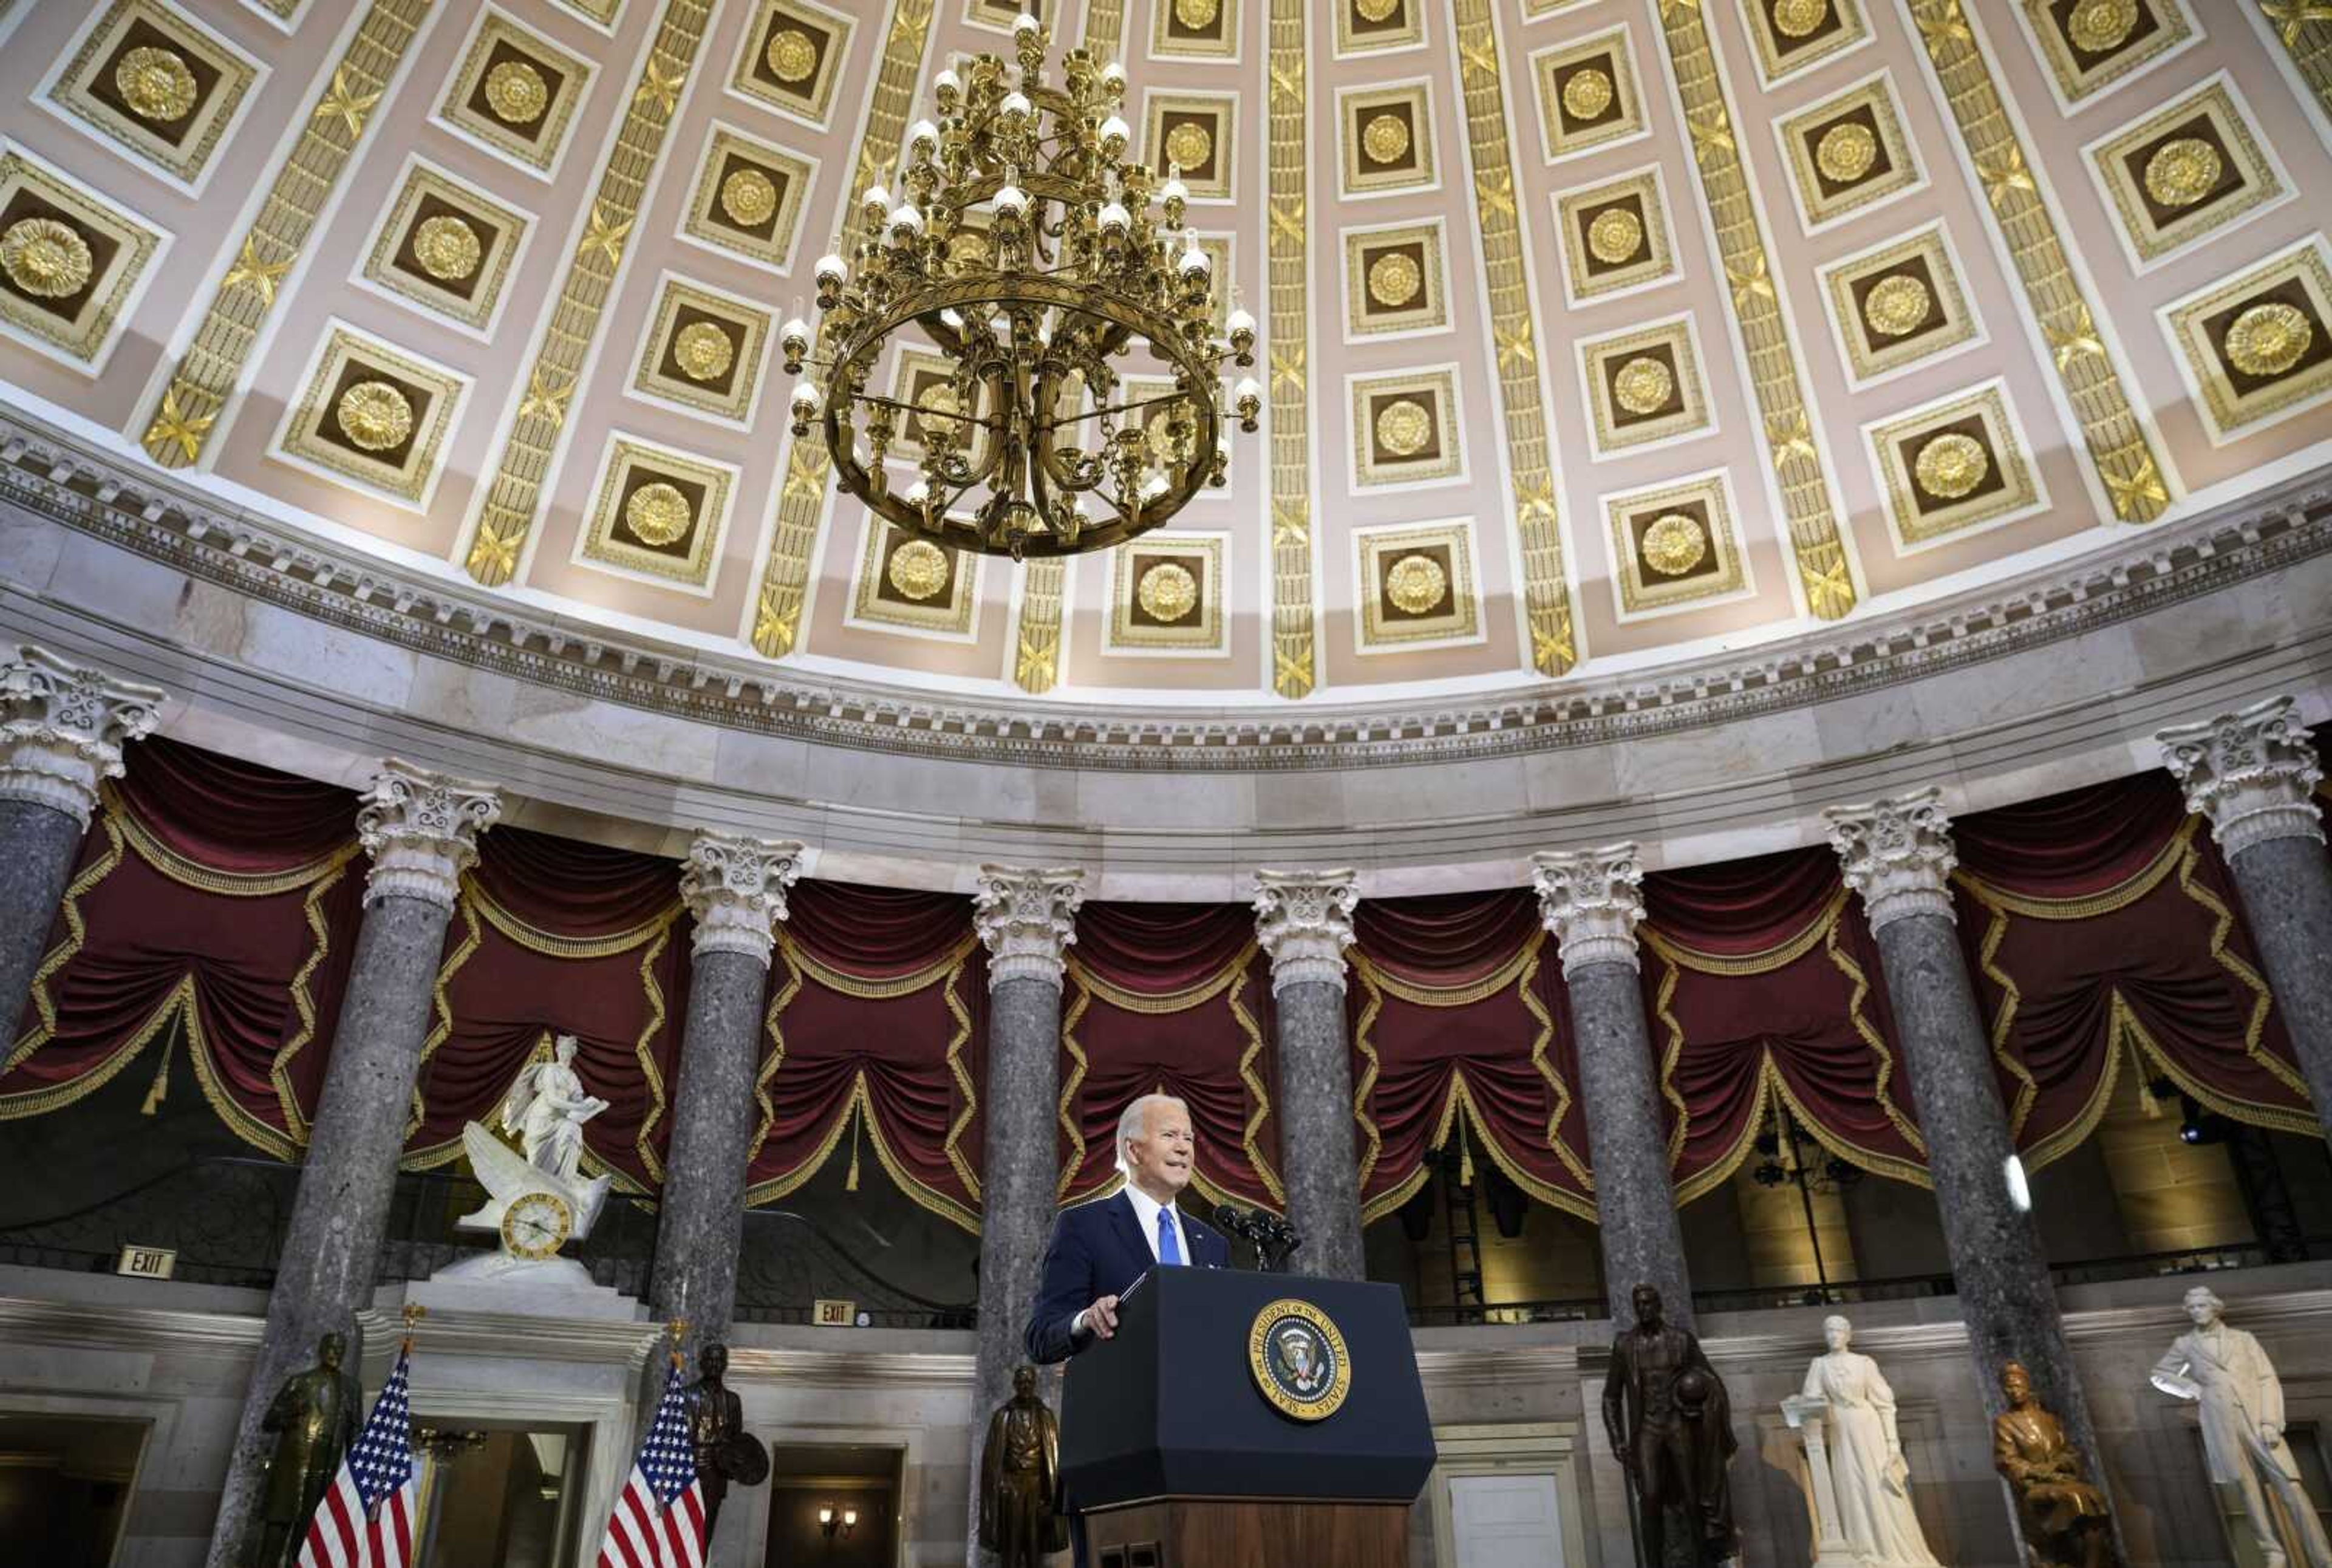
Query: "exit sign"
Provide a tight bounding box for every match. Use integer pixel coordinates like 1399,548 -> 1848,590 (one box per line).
117,1245 -> 176,1279
812,1298 -> 856,1326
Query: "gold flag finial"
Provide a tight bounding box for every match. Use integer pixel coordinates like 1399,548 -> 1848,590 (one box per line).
401,1300 -> 427,1352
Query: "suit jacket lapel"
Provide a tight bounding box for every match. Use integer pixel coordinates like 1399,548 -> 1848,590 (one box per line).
1110,1189 -> 1148,1273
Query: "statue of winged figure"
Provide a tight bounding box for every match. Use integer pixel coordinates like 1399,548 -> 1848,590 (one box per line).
499,1033 -> 610,1186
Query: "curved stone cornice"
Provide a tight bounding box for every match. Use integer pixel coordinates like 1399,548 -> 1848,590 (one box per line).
2,409 -> 2327,773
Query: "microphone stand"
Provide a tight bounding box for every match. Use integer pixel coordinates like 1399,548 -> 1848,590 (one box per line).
1212,1205 -> 1302,1272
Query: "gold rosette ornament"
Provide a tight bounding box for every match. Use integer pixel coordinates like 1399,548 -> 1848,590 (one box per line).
1374,398 -> 1433,458
1367,251 -> 1422,308
720,167 -> 779,227
1561,69 -> 1615,123
335,381 -> 415,453
1136,560 -> 1198,622
1913,432 -> 1990,501
1165,120 -> 1214,172
1355,0 -> 1400,22
1174,0 -> 1221,28
672,321 -> 736,382
624,481 -> 694,546
1863,274 -> 1933,338
1815,121 -> 1878,183
2223,302 -> 2314,380
411,215 -> 483,282
2066,0 -> 2138,54
1612,356 -> 1674,417
1640,513 -> 1708,577
887,538 -> 950,601
1,217 -> 94,299
114,46 -> 199,123
1362,112 -> 1411,166
1773,0 -> 1830,39
765,28 -> 818,84
1383,553 -> 1447,615
1587,207 -> 1643,265
483,60 -> 550,126
2143,138 -> 2221,210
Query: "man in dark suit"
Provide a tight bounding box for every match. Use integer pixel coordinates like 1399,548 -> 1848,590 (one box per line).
1022,1093 -> 1228,1563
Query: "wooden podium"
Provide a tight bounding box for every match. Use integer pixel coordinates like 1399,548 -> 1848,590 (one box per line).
1059,1267 -> 1435,1568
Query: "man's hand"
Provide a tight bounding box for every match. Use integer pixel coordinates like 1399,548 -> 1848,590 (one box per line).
1079,1295 -> 1122,1341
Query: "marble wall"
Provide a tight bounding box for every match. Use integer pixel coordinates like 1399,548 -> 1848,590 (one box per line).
7,1259 -> 2330,1567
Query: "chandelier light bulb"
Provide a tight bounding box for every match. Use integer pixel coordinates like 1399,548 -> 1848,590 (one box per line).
1000,90 -> 1032,128
790,382 -> 823,434
1101,60 -> 1127,94
1012,7 -> 1040,38
995,183 -> 1029,220
815,254 -> 847,285
934,67 -> 962,101
887,203 -> 924,243
1139,472 -> 1170,505
860,185 -> 890,223
1226,306 -> 1255,338
1159,177 -> 1188,208
1098,115 -> 1131,158
909,119 -> 939,155
779,317 -> 811,370
1178,242 -> 1212,278
1097,201 -> 1131,236
906,478 -> 932,507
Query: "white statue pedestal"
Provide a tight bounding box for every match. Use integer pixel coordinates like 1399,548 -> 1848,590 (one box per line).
1782,1394 -> 1860,1568
411,1256 -> 642,1321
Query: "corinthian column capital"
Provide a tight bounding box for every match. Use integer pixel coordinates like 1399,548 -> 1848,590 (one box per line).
355,760 -> 502,910
2156,696 -> 2325,857
681,833 -> 805,965
0,647 -> 164,827
1531,844 -> 1646,977
973,865 -> 1086,989
1252,868 -> 1359,994
1824,788 -> 1958,933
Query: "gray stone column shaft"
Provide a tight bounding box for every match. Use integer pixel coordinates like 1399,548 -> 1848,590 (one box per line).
1533,846 -> 1693,1328
2158,698 -> 2332,1147
206,763 -> 498,1568
1827,789 -> 2112,1546
0,647 -> 163,1032
966,865 -> 1082,1568
649,833 -> 803,1365
1253,869 -> 1364,1281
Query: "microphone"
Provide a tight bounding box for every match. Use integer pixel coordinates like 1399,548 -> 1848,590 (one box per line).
1212,1204 -> 1303,1273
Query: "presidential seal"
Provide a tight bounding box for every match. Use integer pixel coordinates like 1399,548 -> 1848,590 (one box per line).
1247,1298 -> 1352,1421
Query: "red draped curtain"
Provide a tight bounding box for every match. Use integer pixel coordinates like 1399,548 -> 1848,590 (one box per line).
746,879 -> 984,1230
1349,891 -> 1591,1222
1641,850 -> 1922,1198
0,738 -> 363,1157
406,828 -> 689,1191
1951,774 -> 2313,1165
1059,902 -> 1281,1212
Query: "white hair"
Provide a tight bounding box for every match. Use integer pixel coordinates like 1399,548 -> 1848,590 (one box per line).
2184,1284 -> 2224,1309
1822,1315 -> 1852,1335
1115,1092 -> 1188,1173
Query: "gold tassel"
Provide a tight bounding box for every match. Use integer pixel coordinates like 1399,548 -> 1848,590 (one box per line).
140,1029 -> 177,1116
844,1103 -> 862,1192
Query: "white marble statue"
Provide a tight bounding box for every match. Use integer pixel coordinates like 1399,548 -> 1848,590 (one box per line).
497,1033 -> 610,1185
2152,1284 -> 2330,1568
446,1035 -> 613,1279
1798,1315 -> 1943,1568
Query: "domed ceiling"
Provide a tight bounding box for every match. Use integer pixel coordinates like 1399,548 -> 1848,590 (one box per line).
0,0 -> 2328,712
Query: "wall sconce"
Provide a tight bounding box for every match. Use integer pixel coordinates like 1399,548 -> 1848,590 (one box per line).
819,1504 -> 859,1538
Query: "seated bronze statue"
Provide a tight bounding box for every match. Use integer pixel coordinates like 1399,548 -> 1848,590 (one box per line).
1991,1360 -> 2117,1568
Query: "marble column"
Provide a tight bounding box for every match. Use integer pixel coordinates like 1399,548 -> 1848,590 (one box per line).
0,647 -> 162,1034
1824,789 -> 2111,1510
967,864 -> 1083,1568
1532,845 -> 1694,1328
650,833 -> 804,1365
206,762 -> 500,1568
2157,697 -> 2332,1147
1252,869 -> 1364,1280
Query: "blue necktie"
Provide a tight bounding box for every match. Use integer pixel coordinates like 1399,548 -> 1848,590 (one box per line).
1156,1205 -> 1182,1266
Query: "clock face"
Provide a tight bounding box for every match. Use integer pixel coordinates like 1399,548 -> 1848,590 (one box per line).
501,1191 -> 573,1261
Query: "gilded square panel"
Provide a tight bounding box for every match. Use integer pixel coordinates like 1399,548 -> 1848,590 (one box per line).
966,0 -> 1048,29
1554,168 -> 1675,305
361,160 -> 529,334
1334,0 -> 1421,56
1578,317 -> 1710,455
438,8 -> 595,176
1339,83 -> 1434,197
0,146 -> 163,369
2164,240 -> 2332,443
1533,28 -> 1643,163
1604,474 -> 1747,618
1341,220 -> 1447,339
2087,80 -> 2283,269
1821,225 -> 1979,386
2022,0 -> 2192,107
735,0 -> 853,126
1154,0 -> 1238,61
46,1 -> 259,189
1144,94 -> 1238,200
682,126 -> 814,273
556,0 -> 623,25
276,326 -> 468,508
887,346 -> 977,463
633,276 -> 770,426
1777,76 -> 1920,233
1118,373 -> 1207,472
576,437 -> 736,593
1348,368 -> 1462,489
851,520 -> 980,637
1355,522 -> 1479,651
1865,383 -> 2042,548
1741,0 -> 1868,85
1108,534 -> 1226,653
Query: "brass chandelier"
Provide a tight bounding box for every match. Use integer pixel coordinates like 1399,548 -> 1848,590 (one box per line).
779,9 -> 1261,560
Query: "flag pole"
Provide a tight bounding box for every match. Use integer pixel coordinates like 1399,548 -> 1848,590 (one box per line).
401,1301 -> 426,1357
667,1317 -> 687,1372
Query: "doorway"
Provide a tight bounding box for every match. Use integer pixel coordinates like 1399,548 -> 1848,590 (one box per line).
411,1422 -> 590,1568
764,1443 -> 904,1568
1448,1472 -> 1566,1568
0,1413 -> 146,1567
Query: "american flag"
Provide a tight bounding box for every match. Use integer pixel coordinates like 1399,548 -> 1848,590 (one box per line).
294,1347 -> 415,1568
596,1362 -> 706,1568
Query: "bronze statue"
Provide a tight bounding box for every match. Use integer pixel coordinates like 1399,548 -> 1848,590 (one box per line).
686,1341 -> 767,1539
980,1365 -> 1067,1568
246,1331 -> 362,1568
1602,1285 -> 1739,1567
1992,1360 -> 2117,1568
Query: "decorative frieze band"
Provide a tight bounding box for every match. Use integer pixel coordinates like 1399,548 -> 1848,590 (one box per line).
1531,845 -> 1646,977
680,833 -> 806,964
0,646 -> 163,826
355,760 -> 502,910
1252,868 -> 1359,994
2156,696 -> 2325,857
1825,788 -> 1959,933
973,864 -> 1086,989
